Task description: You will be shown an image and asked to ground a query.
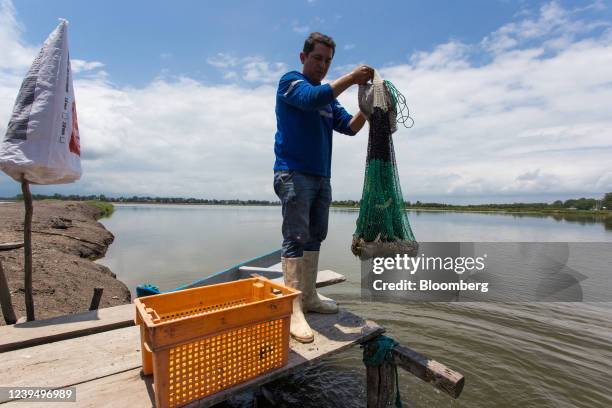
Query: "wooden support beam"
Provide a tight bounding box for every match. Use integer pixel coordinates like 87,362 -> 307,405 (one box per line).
89,287 -> 104,311
21,179 -> 35,322
391,344 -> 464,399
364,341 -> 397,408
0,260 -> 17,325
0,304 -> 134,353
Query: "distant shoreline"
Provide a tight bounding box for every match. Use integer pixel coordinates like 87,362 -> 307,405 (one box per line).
402,207 -> 612,217
79,201 -> 612,218
3,198 -> 610,218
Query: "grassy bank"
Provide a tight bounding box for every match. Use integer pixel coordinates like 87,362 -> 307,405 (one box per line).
86,200 -> 114,219
330,204 -> 612,218
405,206 -> 612,217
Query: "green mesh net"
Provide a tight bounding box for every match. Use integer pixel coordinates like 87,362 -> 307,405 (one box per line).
351,74 -> 418,259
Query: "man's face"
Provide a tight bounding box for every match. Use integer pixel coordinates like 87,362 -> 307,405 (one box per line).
300,42 -> 333,84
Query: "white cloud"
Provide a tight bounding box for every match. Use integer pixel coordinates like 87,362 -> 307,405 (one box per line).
292,20 -> 310,34
595,171 -> 612,191
207,54 -> 287,84
206,52 -> 239,69
482,1 -> 609,54
71,59 -> 104,73
0,0 -> 37,69
344,43 -> 355,51
1,1 -> 611,202
223,71 -> 237,80
242,58 -> 287,83
409,41 -> 471,69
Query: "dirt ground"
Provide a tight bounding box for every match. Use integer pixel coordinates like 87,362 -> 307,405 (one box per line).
0,200 -> 131,325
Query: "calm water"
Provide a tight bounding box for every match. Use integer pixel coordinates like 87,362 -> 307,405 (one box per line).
98,205 -> 612,408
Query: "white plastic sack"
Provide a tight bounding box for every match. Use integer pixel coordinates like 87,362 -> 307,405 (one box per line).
0,19 -> 81,184
358,70 -> 397,135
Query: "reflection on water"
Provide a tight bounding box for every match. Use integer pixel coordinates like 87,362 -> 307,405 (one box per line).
498,211 -> 612,230
98,205 -> 612,408
335,207 -> 612,231
408,209 -> 612,229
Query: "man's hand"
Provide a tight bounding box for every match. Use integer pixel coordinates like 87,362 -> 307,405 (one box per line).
350,65 -> 374,85
330,64 -> 375,97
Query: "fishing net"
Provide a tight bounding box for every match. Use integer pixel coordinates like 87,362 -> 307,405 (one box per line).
351,71 -> 418,259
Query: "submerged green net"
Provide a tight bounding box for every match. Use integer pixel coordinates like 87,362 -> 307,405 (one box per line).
351,74 -> 418,259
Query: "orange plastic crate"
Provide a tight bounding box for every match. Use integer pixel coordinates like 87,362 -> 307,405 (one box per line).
135,276 -> 298,408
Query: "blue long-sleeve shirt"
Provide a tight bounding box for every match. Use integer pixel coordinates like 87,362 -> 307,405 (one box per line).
274,71 -> 355,178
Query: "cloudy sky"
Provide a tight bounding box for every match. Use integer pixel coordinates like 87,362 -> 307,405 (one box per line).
0,0 -> 611,203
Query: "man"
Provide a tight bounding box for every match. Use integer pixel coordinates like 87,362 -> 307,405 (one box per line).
273,32 -> 373,343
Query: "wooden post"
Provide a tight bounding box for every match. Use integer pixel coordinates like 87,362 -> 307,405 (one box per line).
0,260 -> 17,325
89,287 -> 104,311
364,341 -> 397,408
21,179 -> 35,322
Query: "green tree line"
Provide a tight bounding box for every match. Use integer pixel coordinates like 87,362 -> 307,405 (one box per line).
2,192 -> 611,211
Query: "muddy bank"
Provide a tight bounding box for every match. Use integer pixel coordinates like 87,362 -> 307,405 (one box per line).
0,200 -> 131,324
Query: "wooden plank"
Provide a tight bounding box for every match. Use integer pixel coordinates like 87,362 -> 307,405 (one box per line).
2,310 -> 383,407
392,344 -> 465,399
0,325 -> 143,403
268,269 -> 346,289
313,269 -> 346,288
239,265 -> 281,274
0,304 -> 134,353
0,242 -> 24,251
238,266 -> 282,280
239,266 -> 346,289
0,368 -> 154,408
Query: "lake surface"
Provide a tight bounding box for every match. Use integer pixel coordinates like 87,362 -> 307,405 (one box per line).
98,205 -> 612,408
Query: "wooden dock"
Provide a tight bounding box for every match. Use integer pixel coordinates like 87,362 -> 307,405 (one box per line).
1,309 -> 383,407
0,258 -> 464,407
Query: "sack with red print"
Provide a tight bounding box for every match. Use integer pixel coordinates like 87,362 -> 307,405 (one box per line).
0,19 -> 81,184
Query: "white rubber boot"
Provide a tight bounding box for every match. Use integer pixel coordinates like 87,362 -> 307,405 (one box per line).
282,257 -> 314,343
302,251 -> 339,314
